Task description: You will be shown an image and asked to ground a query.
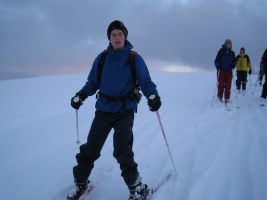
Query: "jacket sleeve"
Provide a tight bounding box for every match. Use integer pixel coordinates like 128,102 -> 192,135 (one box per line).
80,54 -> 101,97
246,55 -> 251,64
214,49 -> 223,69
262,49 -> 267,67
135,54 -> 158,98
231,51 -> 236,69
246,55 -> 251,69
235,55 -> 240,68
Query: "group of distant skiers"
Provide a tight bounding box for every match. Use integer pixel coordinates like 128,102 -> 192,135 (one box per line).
214,39 -> 267,105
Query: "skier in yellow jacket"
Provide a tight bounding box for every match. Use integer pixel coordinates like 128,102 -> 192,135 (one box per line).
235,47 -> 251,94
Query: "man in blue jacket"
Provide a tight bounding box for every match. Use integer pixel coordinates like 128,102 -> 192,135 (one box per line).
214,39 -> 236,103
68,20 -> 161,200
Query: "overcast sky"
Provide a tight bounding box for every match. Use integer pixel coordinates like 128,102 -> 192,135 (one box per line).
0,0 -> 267,79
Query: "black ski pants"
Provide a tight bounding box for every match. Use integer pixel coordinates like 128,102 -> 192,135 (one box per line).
261,71 -> 267,98
73,110 -> 139,186
236,71 -> 248,90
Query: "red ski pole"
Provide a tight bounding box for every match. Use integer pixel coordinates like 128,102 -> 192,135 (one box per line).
156,111 -> 178,178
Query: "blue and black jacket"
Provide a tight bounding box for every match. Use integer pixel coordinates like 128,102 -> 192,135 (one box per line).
80,40 -> 158,113
215,45 -> 236,70
261,48 -> 267,73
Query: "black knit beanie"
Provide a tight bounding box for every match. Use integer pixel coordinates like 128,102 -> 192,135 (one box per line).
107,20 -> 128,40
224,39 -> 232,46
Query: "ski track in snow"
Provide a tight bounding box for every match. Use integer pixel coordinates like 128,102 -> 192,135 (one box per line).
0,72 -> 266,200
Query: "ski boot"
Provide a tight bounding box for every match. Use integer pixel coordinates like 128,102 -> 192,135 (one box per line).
67,181 -> 88,200
217,96 -> 223,103
260,97 -> 266,106
128,183 -> 150,200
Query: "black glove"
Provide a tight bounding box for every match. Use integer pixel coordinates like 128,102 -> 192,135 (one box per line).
71,91 -> 87,110
248,69 -> 252,74
148,94 -> 161,112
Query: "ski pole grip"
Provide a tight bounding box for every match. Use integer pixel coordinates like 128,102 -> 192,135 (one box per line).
74,96 -> 80,103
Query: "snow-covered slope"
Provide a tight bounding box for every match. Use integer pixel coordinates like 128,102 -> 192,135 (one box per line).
0,72 -> 266,200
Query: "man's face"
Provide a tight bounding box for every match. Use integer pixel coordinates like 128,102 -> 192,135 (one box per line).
226,42 -> 232,49
110,29 -> 125,50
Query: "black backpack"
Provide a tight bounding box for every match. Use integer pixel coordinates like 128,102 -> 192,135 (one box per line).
96,49 -> 142,105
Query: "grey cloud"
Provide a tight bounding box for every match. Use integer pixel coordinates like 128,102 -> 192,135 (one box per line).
126,0 -> 267,69
0,0 -> 125,74
0,0 -> 267,78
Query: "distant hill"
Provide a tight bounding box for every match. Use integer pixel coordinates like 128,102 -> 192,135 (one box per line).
0,70 -> 38,80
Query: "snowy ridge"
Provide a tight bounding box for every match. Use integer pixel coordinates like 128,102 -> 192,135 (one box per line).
0,72 -> 266,200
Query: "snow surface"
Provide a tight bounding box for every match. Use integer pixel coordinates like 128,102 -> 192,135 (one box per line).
0,72 -> 266,200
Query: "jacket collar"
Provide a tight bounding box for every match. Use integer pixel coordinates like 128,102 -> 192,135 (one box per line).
107,40 -> 133,52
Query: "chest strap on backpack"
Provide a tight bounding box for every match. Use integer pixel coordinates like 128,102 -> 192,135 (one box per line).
96,91 -> 134,101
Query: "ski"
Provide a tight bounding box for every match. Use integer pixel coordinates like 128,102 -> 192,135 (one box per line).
225,103 -> 232,111
212,99 -> 238,111
147,173 -> 173,200
259,98 -> 266,107
67,173 -> 173,200
224,100 -> 236,111
82,185 -> 94,199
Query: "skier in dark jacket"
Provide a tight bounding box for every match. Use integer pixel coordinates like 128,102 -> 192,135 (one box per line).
214,39 -> 236,103
67,20 -> 161,200
258,63 -> 265,85
260,48 -> 267,105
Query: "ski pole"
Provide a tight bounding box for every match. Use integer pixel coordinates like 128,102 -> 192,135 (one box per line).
249,74 -> 252,90
211,70 -> 220,107
211,85 -> 217,107
73,96 -> 81,144
156,111 -> 178,178
252,78 -> 259,96
75,110 -> 81,144
232,70 -> 240,108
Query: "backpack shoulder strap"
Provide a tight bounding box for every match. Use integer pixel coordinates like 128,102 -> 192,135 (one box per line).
97,49 -> 108,86
128,50 -> 138,86
97,49 -> 138,87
